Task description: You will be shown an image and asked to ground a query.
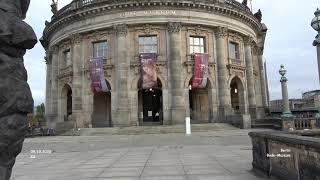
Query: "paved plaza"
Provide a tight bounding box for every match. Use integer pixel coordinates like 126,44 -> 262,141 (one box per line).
11,129 -> 276,180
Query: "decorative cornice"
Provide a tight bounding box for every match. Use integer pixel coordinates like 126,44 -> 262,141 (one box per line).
42,0 -> 263,45
215,27 -> 228,38
168,22 -> 181,33
114,24 -> 128,37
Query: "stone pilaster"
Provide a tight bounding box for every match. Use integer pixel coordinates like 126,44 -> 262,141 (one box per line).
244,36 -> 257,119
48,45 -> 59,128
168,22 -> 185,124
257,47 -> 268,109
215,27 -> 231,122
114,24 -> 131,127
71,34 -> 84,127
45,51 -> 52,117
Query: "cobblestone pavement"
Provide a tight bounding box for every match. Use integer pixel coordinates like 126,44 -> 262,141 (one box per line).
11,129 -> 276,180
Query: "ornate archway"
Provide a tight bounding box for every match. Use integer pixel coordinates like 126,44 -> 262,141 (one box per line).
61,84 -> 72,121
229,76 -> 245,114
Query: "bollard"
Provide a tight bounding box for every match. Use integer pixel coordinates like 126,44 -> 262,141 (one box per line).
186,117 -> 191,135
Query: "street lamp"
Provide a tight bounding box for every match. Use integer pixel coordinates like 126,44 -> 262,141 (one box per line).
279,65 -> 294,131
311,8 -> 320,83
311,8 -> 320,126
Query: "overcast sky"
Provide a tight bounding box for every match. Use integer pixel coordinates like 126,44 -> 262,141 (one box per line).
24,0 -> 319,106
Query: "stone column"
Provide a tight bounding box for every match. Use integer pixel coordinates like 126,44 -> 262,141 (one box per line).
215,27 -> 231,122
71,34 -> 84,127
45,50 -> 52,119
49,46 -> 59,127
279,65 -> 295,130
244,36 -> 257,119
114,24 -> 131,127
258,47 -> 268,109
168,22 -> 186,124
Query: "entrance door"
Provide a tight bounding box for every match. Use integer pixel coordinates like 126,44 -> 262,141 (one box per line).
190,89 -> 209,123
92,92 -> 112,127
138,79 -> 163,126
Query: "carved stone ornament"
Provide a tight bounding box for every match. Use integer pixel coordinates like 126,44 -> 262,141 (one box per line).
195,25 -> 202,35
143,24 -> 152,35
71,33 -> 82,44
215,27 -> 228,38
168,22 -> 181,33
0,0 -> 37,179
243,36 -> 255,46
114,24 -> 128,37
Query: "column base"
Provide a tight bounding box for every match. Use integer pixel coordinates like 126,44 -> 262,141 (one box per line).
113,109 -> 131,127
249,106 -> 257,120
241,114 -> 252,129
217,106 -> 232,122
171,107 -> 186,125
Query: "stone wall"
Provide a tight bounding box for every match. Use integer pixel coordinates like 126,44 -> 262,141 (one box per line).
249,131 -> 320,180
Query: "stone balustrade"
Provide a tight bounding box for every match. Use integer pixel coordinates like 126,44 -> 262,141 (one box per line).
249,131 -> 320,180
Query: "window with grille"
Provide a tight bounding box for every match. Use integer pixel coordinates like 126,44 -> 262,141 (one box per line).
229,42 -> 240,59
190,36 -> 205,54
93,41 -> 108,58
139,36 -> 158,53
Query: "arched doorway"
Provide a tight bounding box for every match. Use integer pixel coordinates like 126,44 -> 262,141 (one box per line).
138,79 -> 163,126
230,76 -> 245,114
189,78 -> 211,123
61,84 -> 72,121
92,80 -> 112,127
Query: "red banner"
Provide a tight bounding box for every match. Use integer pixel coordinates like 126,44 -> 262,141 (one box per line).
140,53 -> 157,89
89,57 -> 109,92
192,53 -> 209,88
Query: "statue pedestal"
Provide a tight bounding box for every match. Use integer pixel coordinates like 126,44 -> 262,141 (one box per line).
281,113 -> 295,131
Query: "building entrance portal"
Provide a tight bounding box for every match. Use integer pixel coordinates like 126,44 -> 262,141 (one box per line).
188,79 -> 210,123
92,80 -> 112,127
138,79 -> 163,125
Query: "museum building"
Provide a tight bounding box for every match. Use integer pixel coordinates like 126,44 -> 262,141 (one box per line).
41,0 -> 269,129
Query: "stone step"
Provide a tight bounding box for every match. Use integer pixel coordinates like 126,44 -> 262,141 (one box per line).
61,123 -> 238,136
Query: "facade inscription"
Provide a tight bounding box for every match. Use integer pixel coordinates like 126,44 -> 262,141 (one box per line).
120,10 -> 176,18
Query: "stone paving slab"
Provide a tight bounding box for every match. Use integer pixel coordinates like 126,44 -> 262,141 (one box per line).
11,129 -> 278,180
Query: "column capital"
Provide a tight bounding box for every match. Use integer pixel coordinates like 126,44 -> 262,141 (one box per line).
49,45 -> 59,55
70,33 -> 82,44
243,36 -> 255,46
215,27 -> 228,38
114,24 -> 128,37
257,46 -> 264,55
167,22 -> 181,33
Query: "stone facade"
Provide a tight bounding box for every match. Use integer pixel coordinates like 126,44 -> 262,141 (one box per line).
41,0 -> 268,129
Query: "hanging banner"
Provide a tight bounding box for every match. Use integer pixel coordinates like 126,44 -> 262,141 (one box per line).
140,53 -> 157,89
89,57 -> 109,92
192,53 -> 209,88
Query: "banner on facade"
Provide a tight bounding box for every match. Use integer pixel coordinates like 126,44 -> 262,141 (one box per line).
140,53 -> 157,89
89,57 -> 109,93
192,53 -> 209,88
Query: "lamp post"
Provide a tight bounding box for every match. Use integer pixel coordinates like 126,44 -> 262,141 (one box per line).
279,65 -> 294,130
311,8 -> 320,83
311,8 -> 320,127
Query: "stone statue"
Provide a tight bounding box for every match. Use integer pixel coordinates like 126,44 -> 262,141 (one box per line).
242,0 -> 248,6
254,9 -> 262,22
51,0 -> 58,15
0,0 -> 37,179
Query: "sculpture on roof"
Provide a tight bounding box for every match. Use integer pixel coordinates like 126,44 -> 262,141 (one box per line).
242,0 -> 248,6
51,0 -> 58,15
0,0 -> 37,179
254,9 -> 262,22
